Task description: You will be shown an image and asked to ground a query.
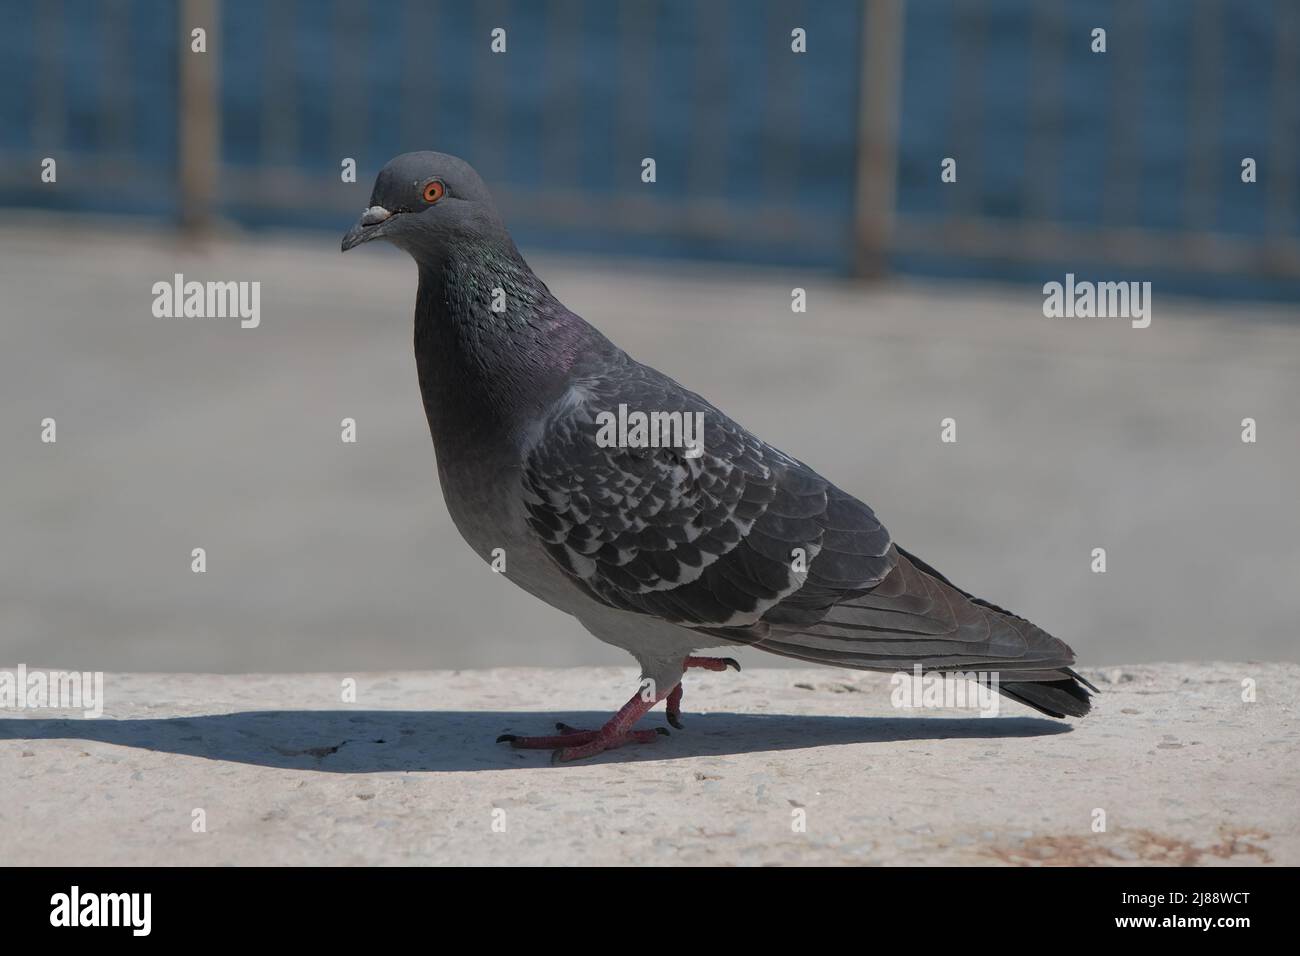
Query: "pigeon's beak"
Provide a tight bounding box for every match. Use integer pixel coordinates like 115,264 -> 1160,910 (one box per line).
341,205 -> 394,252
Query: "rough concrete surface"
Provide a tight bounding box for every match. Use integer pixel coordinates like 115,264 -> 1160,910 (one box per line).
1,662 -> 1295,866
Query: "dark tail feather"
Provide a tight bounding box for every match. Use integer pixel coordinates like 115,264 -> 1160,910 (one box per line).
998,669 -> 1095,718
736,543 -> 1097,719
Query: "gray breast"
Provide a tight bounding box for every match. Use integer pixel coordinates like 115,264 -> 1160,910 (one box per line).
435,447 -> 595,617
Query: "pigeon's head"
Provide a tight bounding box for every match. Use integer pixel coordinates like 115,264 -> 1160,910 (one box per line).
341,151 -> 505,259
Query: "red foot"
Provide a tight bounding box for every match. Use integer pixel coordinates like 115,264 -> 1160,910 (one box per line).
685,656 -> 741,673
669,656 -> 741,728
497,722 -> 668,751
497,688 -> 670,762
666,684 -> 685,729
495,656 -> 740,762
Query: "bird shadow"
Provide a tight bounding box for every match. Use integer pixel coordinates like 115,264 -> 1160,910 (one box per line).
0,708 -> 1071,771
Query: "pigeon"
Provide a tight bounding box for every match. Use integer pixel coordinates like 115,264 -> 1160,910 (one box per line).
342,151 -> 1093,761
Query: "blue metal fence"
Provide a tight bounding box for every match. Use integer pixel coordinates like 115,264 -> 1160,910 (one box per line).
1,0 -> 1297,299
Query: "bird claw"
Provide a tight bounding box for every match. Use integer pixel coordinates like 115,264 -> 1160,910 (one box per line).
501,724 -> 667,753
684,655 -> 741,673
548,726 -> 669,764
662,656 -> 740,730
497,665 -> 741,761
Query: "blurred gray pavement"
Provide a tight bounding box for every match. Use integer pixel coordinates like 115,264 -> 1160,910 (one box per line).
2,218 -> 1298,672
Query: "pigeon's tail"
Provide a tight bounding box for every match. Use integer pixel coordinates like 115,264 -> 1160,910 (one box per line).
996,671 -> 1094,718
746,546 -> 1095,718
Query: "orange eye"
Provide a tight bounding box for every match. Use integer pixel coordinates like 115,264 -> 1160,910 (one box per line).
422,179 -> 445,204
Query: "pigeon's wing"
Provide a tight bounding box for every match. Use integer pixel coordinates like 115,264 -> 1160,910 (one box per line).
522,357 -> 1089,713
520,358 -> 895,629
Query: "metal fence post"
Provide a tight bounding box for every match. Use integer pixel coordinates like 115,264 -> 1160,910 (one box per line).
178,0 -> 220,233
854,0 -> 905,277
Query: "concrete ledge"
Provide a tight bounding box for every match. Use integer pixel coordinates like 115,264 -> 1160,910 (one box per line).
2,663 -> 1296,865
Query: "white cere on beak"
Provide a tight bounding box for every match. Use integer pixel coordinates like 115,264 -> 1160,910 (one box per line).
360,205 -> 392,226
